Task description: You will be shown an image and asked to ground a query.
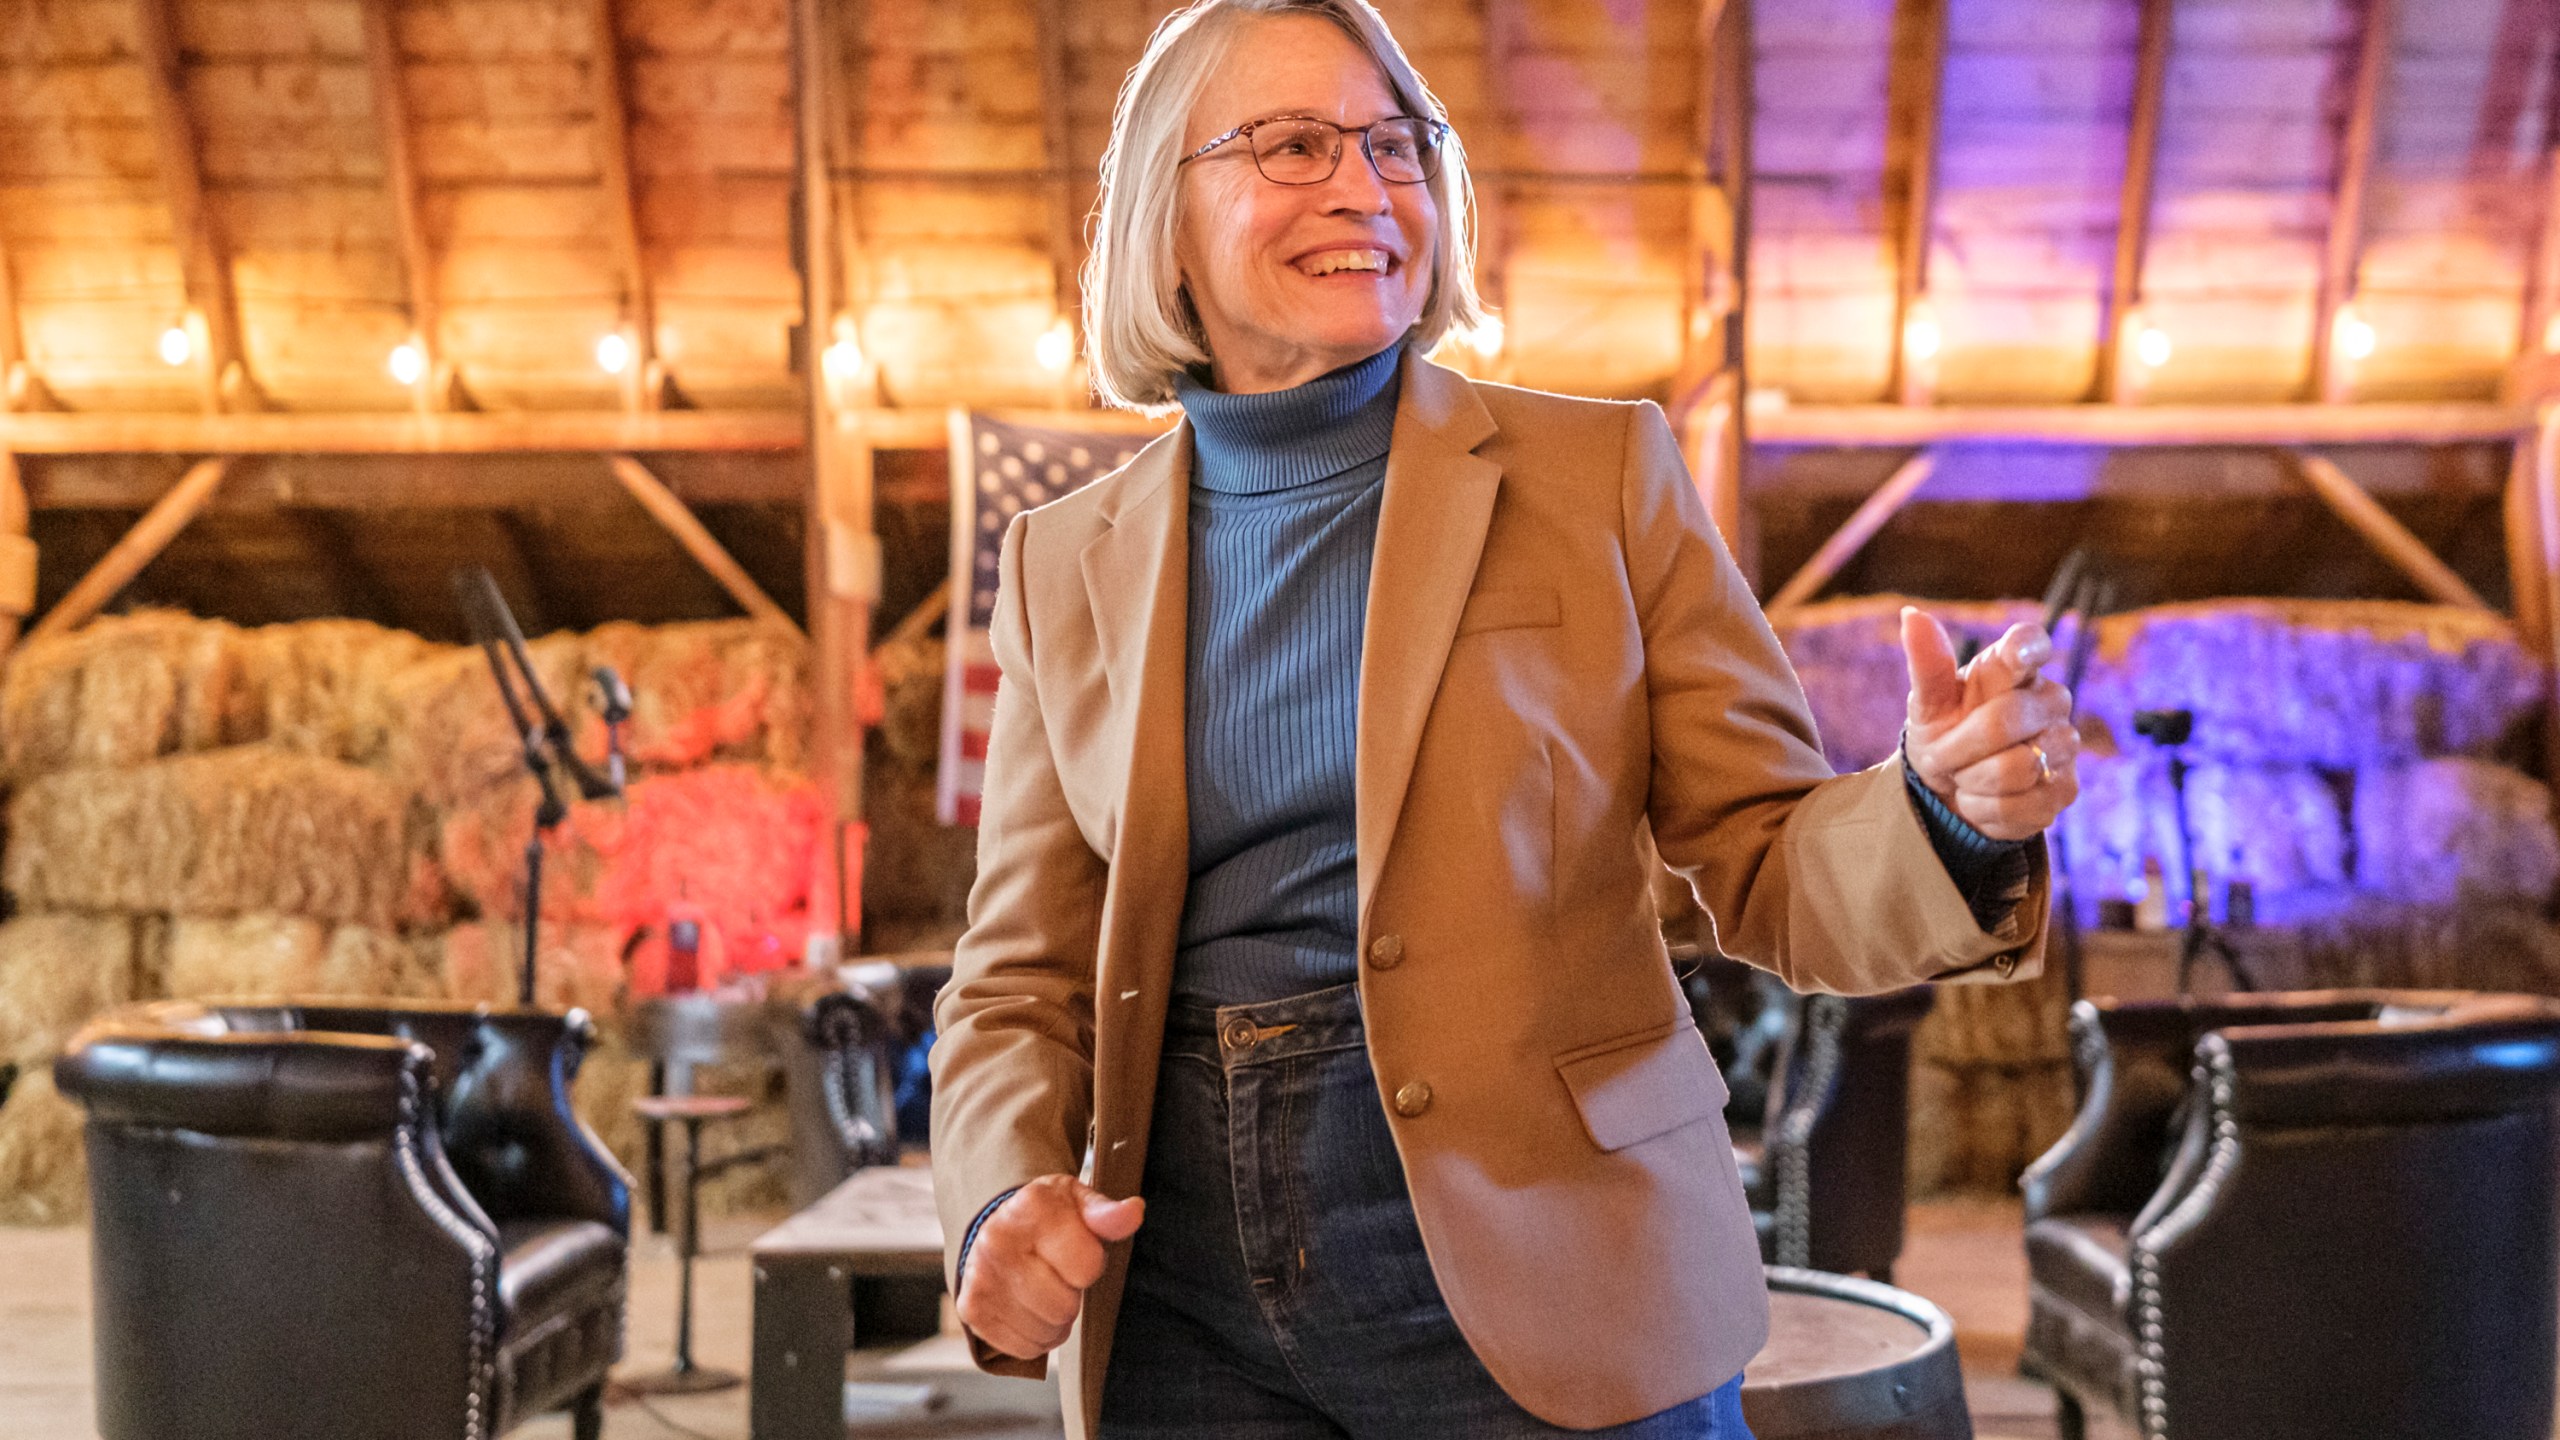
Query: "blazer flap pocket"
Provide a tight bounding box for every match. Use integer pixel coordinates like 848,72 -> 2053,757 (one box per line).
1455,587 -> 1561,636
1555,1020 -> 1727,1152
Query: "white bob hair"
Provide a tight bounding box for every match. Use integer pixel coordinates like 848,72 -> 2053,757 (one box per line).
1083,0 -> 1487,412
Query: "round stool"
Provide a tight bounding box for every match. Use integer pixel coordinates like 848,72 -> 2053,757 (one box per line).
626,1093 -> 754,1395
1742,1266 -> 1972,1440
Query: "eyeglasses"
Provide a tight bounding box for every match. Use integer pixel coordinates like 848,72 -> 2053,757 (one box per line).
1180,114 -> 1449,186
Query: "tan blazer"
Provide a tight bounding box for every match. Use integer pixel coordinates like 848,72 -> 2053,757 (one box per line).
929,354 -> 2047,1435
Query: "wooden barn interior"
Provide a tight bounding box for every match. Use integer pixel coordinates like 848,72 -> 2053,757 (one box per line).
4,0 -> 2560,1436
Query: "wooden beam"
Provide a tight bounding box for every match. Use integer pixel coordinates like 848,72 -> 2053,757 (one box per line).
1033,0 -> 1081,390
0,410 -> 806,455
28,457 -> 231,644
1885,0 -> 1949,406
608,456 -> 802,634
2310,0 -> 2396,403
1676,0 -> 1732,404
134,0 -> 257,412
1765,450 -> 1938,616
359,0 -> 447,412
2098,0 -> 2176,402
2509,147 -> 2560,402
0,239 -> 35,412
585,0 -> 658,411
1751,401 -> 2530,448
2507,432 -> 2549,657
2286,452 -> 2491,610
0,451 -> 33,660
2533,405 -> 2560,793
1474,0 -> 1517,382
22,452 -> 806,510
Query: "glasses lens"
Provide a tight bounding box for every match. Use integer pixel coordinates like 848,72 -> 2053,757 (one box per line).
1251,121 -> 1343,184
1367,118 -> 1439,183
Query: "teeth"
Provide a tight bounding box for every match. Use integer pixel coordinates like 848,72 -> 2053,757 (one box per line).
1303,250 -> 1387,276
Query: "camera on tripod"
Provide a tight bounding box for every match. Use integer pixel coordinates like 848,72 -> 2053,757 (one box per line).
2131,707 -> 2193,747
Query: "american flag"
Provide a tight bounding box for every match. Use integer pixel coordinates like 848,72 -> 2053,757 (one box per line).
938,411 -> 1149,825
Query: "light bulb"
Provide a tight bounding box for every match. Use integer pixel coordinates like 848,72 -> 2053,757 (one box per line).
388,341 -> 426,386
2335,308 -> 2377,363
595,331 -> 632,376
1034,318 -> 1074,373
2134,324 -> 2172,369
1902,309 -> 1942,364
1469,314 -> 1505,358
821,315 -> 864,385
2540,312 -> 2560,355
158,325 -> 193,367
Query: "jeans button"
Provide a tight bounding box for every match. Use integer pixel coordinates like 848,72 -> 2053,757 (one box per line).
1393,1081 -> 1432,1118
1221,1017 -> 1257,1052
1368,934 -> 1404,969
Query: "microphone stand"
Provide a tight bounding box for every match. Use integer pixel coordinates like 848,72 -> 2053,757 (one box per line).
453,568 -> 629,1007
2037,548 -> 2113,1010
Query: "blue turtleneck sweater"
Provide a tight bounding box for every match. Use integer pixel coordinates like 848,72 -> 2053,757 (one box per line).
1170,344 -> 1404,1005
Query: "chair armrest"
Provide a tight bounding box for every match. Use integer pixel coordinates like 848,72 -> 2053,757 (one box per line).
55,1024 -> 429,1144
443,1009 -> 633,1235
2021,1002 -> 2183,1222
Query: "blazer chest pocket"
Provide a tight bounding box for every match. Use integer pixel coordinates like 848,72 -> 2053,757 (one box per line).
1555,1019 -> 1727,1152
1456,586 -> 1561,636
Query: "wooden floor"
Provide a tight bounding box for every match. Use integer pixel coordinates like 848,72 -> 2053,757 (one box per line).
0,1199 -> 2086,1439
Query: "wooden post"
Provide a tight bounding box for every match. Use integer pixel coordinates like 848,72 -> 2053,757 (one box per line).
1765,450 -> 1938,617
1676,0 -> 1733,407
2532,404 -> 2560,794
2508,148 -> 2560,403
0,450 -> 34,661
1474,0 -> 1517,383
0,239 -> 38,412
796,0 -> 875,949
1886,0 -> 1948,406
2509,433 -> 2550,661
135,0 -> 258,412
2287,452 -> 2491,610
1034,0 -> 1082,405
2098,0 -> 2175,402
28,457 -> 231,644
1677,0 -> 1754,585
2311,0 -> 2396,403
607,456 -> 803,635
586,0 -> 660,412
360,0 -> 448,412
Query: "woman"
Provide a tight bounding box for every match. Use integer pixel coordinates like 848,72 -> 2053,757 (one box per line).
929,2 -> 2080,1436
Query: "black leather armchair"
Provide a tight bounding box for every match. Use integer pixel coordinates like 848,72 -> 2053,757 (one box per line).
778,961 -> 949,1207
1729,983 -> 1935,1281
56,1000 -> 632,1440
2021,989 -> 2560,1440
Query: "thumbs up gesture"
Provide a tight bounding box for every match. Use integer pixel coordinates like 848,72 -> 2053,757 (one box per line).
1900,607 -> 2079,841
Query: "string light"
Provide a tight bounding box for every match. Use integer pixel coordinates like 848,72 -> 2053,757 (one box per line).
821,316 -> 864,385
1034,317 -> 1075,373
2134,323 -> 2172,368
1469,313 -> 1505,359
595,331 -> 632,376
1902,307 -> 1942,364
387,340 -> 426,386
157,324 -> 193,367
2541,312 -> 2560,355
2334,307 -> 2377,363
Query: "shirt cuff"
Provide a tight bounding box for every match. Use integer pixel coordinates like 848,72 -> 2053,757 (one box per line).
1901,750 -> 2033,934
955,1185 -> 1022,1293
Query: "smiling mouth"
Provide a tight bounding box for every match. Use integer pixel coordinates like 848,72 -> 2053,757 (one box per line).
1295,248 -> 1395,277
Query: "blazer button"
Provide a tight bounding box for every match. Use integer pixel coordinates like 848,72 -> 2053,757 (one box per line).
1393,1081 -> 1432,1118
1368,934 -> 1404,969
1994,951 -> 2020,977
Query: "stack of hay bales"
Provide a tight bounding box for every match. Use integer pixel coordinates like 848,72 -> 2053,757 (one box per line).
1773,596 -> 2555,1194
0,611 -> 821,1221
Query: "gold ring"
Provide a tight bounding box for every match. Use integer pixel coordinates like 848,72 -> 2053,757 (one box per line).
2029,742 -> 2053,786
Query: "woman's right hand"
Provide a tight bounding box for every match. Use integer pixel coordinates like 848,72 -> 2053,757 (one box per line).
955,1174 -> 1147,1359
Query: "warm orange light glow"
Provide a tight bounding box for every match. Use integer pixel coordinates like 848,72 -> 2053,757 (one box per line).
157,325 -> 193,367
388,341 -> 427,386
2335,307 -> 2377,363
2134,324 -> 2172,368
1034,318 -> 1075,373
595,331 -> 632,376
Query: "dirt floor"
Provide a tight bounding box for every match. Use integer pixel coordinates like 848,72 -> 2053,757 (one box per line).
0,1198 -> 2088,1440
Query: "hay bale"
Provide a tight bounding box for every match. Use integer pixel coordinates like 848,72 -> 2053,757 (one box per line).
441,766 -> 831,983
384,633 -> 591,809
1915,965 -> 2072,1068
571,1032 -> 654,1183
1908,1057 -> 2078,1197
441,921 -> 628,1014
231,620 -> 447,766
582,620 -> 810,774
0,913 -> 145,1069
1774,598 -> 2042,771
2353,759 -> 2560,905
0,1069 -> 87,1224
162,916 -> 439,1002
872,631 -> 945,773
2052,755 -> 2348,914
7,748 -> 418,928
1,611 -> 242,780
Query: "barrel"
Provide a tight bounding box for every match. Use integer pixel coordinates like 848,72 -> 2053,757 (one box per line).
1741,1267 -> 1972,1440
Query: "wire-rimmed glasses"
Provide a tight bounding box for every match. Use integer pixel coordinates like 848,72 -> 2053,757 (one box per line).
1180,114 -> 1449,186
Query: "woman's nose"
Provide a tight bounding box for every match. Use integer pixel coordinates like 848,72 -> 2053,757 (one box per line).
1313,140 -> 1393,212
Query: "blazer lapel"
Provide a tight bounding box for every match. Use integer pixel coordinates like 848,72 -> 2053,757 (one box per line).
1356,356 -> 1501,917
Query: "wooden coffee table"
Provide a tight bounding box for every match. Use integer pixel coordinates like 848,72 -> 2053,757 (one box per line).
748,1163 -> 948,1440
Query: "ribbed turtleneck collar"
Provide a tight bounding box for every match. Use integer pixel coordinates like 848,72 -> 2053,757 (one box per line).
1177,343 -> 1404,495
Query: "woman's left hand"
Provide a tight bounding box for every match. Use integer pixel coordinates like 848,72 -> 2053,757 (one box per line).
1898,607 -> 2080,841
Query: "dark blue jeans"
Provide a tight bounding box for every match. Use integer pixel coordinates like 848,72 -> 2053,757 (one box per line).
1099,982 -> 1752,1438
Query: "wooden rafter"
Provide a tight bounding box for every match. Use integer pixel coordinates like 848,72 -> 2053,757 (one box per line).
2286,451 -> 2490,611
0,450 -> 33,659
2509,147 -> 2560,401
29,456 -> 231,644
584,0 -> 658,411
1765,450 -> 1938,617
2506,428 -> 2548,658
0,240 -> 29,412
359,0 -> 447,412
1885,0 -> 1949,405
2532,405 -> 2560,791
2097,0 -> 2176,402
1033,0 -> 1082,370
1474,0 -> 1517,381
1751,401 -> 2528,447
608,455 -> 802,635
2310,0 -> 2397,403
134,0 -> 257,412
